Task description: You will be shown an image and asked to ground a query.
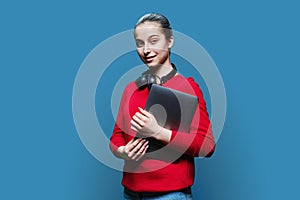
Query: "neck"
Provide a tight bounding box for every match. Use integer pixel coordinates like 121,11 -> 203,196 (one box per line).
149,61 -> 173,78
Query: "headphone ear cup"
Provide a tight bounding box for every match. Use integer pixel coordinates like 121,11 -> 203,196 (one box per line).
135,74 -> 151,88
148,74 -> 157,85
140,75 -> 148,85
135,73 -> 160,88
135,64 -> 176,88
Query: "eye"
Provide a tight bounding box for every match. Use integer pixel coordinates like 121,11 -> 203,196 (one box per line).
135,40 -> 144,48
150,38 -> 158,44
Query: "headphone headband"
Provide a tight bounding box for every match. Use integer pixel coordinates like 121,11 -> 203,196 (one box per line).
135,63 -> 177,89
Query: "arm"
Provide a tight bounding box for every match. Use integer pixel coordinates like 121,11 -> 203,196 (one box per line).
109,85 -> 149,161
166,77 -> 215,157
167,78 -> 215,157
130,78 -> 215,158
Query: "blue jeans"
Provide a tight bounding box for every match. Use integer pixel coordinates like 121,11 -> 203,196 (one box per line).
124,191 -> 193,200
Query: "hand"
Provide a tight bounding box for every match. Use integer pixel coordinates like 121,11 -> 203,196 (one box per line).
117,138 -> 148,161
130,107 -> 163,138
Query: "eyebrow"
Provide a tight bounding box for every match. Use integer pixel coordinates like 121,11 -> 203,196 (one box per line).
135,34 -> 160,41
149,34 -> 159,38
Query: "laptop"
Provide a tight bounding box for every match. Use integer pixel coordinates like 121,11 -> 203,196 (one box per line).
137,84 -> 199,152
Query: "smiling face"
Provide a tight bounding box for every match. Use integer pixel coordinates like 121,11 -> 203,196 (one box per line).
134,22 -> 174,68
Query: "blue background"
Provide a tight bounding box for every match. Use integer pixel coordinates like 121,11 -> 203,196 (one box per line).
1,0 -> 299,199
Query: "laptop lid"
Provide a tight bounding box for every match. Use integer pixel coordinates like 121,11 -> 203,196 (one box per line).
145,84 -> 198,133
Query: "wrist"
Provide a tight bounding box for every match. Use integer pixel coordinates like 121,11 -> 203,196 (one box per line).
153,127 -> 172,143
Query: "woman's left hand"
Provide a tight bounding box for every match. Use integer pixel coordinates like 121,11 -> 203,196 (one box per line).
130,107 -> 163,138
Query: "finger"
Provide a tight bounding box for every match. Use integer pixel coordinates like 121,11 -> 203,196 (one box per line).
126,138 -> 141,153
135,112 -> 149,122
130,125 -> 139,132
124,139 -> 133,153
130,119 -> 142,130
132,115 -> 145,126
131,140 -> 148,160
134,139 -> 149,160
134,139 -> 147,152
136,144 -> 149,161
127,138 -> 135,145
127,138 -> 146,158
138,107 -> 151,118
128,140 -> 143,158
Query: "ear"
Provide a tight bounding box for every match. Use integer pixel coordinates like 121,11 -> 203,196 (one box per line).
168,35 -> 174,49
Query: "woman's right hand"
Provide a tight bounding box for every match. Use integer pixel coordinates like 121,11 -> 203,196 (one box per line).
117,138 -> 149,161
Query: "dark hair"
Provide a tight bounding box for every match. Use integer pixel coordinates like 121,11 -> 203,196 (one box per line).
134,13 -> 173,40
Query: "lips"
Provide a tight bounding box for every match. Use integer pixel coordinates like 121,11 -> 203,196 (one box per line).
144,55 -> 156,62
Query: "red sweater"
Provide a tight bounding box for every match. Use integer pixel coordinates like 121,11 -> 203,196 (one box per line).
110,74 -> 215,192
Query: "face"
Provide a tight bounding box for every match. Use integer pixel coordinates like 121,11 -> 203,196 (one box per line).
134,22 -> 173,68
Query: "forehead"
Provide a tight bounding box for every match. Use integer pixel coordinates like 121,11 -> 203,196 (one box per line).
134,22 -> 164,39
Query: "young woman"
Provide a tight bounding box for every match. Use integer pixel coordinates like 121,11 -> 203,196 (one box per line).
110,13 -> 215,200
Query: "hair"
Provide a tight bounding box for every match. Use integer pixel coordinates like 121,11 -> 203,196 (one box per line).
134,13 -> 173,40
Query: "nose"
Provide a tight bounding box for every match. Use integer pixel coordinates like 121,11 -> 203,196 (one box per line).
143,44 -> 151,54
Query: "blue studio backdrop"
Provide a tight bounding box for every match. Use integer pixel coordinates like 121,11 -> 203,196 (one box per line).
0,0 -> 299,200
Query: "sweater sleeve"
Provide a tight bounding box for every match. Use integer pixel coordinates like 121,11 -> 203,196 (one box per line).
169,77 -> 215,157
109,86 -> 128,156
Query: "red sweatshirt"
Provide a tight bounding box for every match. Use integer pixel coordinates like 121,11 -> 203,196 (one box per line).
110,74 -> 215,192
